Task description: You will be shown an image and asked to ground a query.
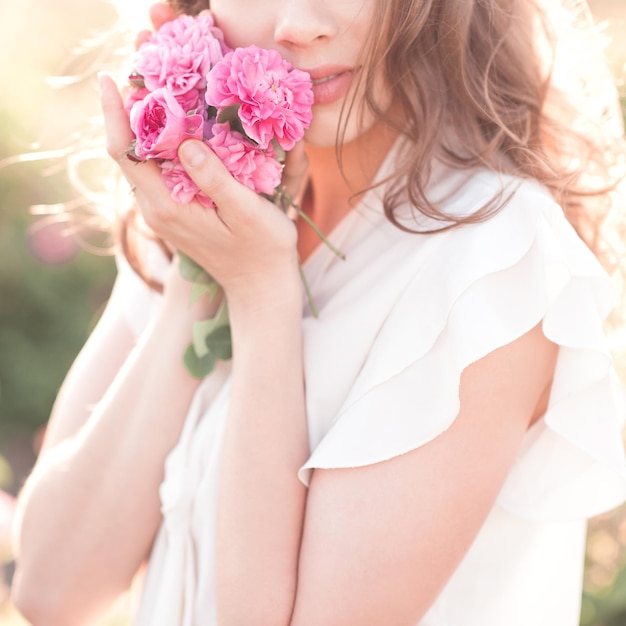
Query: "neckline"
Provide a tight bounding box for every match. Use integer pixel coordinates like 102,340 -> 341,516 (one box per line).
300,139 -> 401,274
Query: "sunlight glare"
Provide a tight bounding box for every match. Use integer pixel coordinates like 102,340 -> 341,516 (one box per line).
108,0 -> 154,29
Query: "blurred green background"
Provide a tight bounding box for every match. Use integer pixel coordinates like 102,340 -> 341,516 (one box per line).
0,1 -> 625,624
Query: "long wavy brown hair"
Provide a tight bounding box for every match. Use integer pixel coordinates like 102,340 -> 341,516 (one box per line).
124,0 -> 625,310
354,0 -> 624,250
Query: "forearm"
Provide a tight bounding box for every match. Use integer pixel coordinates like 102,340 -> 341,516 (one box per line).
216,271 -> 309,626
13,306 -> 202,624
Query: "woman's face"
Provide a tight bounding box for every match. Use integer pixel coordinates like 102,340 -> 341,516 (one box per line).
209,0 -> 379,146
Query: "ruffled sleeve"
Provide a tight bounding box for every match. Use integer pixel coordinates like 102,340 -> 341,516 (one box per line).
299,175 -> 626,521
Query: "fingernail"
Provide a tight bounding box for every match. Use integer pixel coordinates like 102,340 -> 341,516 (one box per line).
97,72 -> 112,98
180,141 -> 207,167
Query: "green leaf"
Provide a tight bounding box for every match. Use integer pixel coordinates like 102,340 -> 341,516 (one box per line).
217,104 -> 253,141
271,138 -> 286,163
213,299 -> 230,328
206,324 -> 233,360
190,281 -> 219,305
217,104 -> 242,125
192,319 -> 216,358
184,343 -> 216,379
192,299 -> 233,361
178,252 -> 214,285
128,72 -> 145,89
126,141 -> 145,164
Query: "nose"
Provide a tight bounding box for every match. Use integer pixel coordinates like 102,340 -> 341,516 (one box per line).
274,0 -> 339,48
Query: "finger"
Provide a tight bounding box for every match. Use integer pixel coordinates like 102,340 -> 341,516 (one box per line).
178,140 -> 258,224
150,3 -> 176,31
282,142 -> 309,206
134,29 -> 152,50
99,73 -> 165,193
99,74 -> 135,160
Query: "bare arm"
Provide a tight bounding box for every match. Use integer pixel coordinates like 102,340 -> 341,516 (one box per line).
16,70 -> 562,625
289,324 -> 557,625
214,295 -> 557,625
13,68 -> 309,626
215,270 -> 308,625
133,126 -> 559,623
12,262 -> 211,626
38,273 -> 136,456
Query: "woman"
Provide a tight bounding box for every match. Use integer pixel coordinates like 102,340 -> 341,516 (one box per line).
11,0 -> 626,624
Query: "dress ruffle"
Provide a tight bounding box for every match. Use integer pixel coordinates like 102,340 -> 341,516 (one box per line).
298,177 -> 626,521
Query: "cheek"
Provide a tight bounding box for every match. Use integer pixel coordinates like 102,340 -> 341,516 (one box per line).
209,1 -> 275,49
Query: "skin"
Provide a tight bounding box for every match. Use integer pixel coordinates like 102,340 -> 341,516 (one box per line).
11,2 -> 558,625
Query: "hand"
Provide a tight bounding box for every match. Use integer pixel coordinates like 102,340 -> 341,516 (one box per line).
100,75 -> 303,311
282,141 -> 310,218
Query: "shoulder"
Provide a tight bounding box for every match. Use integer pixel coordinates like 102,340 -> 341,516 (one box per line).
302,165 -> 625,511
392,165 -> 612,308
424,165 -> 568,237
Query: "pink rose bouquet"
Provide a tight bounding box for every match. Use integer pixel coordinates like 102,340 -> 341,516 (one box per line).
130,87 -> 205,161
205,46 -> 315,151
125,13 -> 341,378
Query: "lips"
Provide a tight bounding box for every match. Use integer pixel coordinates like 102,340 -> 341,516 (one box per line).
305,65 -> 353,82
303,65 -> 359,105
311,73 -> 344,86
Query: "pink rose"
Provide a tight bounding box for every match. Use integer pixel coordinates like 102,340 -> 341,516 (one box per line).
125,85 -> 200,125
130,88 -> 205,161
161,159 -> 214,207
124,86 -> 150,116
205,46 -> 313,151
207,122 -> 283,195
134,14 -> 227,96
203,116 -> 217,141
177,88 -> 204,115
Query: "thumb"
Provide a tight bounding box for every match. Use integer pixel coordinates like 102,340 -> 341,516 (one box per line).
150,3 -> 176,31
178,139 -> 254,217
135,29 -> 152,50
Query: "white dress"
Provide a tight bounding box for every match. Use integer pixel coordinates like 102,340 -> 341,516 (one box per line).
111,146 -> 626,625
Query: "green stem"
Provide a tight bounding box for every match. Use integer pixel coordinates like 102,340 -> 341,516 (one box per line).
298,260 -> 319,318
292,203 -> 346,260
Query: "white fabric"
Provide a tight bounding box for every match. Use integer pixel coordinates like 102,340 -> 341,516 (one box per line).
115,146 -> 626,625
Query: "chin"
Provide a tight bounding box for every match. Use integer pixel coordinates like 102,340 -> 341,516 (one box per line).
303,106 -> 378,148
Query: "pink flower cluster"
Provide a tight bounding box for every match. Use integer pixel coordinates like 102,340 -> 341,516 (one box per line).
206,46 -> 314,151
126,13 -> 313,207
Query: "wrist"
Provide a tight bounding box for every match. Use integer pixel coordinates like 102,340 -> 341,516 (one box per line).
226,266 -> 303,330
160,259 -> 218,325
225,260 -> 302,314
